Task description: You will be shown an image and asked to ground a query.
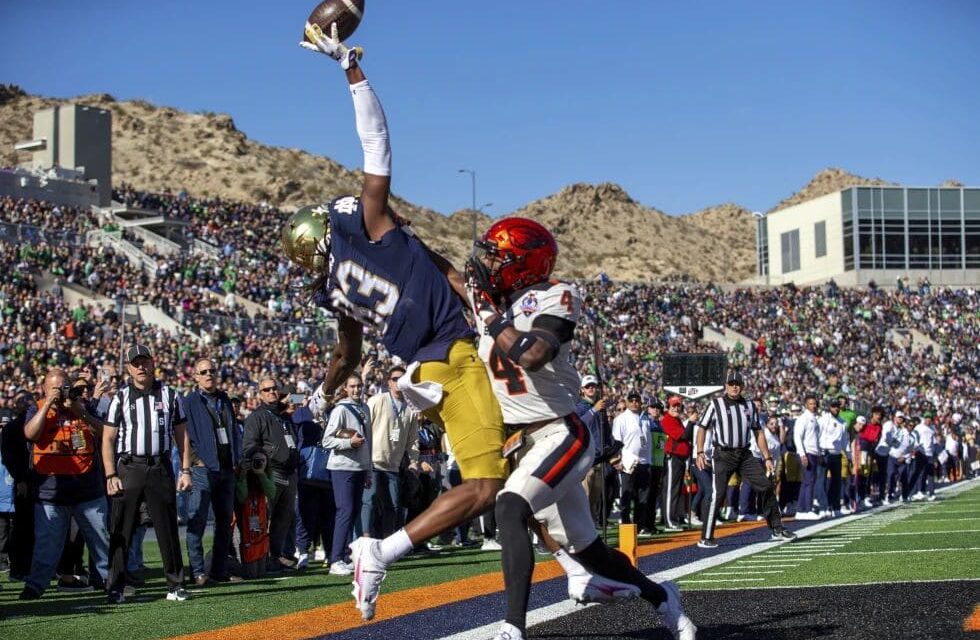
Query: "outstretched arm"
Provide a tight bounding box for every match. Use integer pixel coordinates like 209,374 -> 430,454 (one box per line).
346,64 -> 394,240
303,22 -> 393,241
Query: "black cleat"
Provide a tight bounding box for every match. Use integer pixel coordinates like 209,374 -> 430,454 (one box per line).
770,528 -> 797,541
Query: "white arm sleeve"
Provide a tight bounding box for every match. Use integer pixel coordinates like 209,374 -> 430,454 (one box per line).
349,79 -> 391,177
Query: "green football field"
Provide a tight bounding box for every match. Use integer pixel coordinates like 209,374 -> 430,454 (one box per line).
0,533 -> 515,639
678,483 -> 980,590
2,485 -> 977,639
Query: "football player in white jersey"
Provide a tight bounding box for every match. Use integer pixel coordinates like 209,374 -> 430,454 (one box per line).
464,218 -> 697,640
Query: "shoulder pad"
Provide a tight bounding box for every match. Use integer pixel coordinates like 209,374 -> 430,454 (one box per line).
529,281 -> 582,322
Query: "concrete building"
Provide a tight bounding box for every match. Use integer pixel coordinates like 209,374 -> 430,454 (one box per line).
4,103 -> 112,207
756,186 -> 980,287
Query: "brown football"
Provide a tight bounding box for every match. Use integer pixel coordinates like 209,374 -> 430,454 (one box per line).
304,0 -> 365,44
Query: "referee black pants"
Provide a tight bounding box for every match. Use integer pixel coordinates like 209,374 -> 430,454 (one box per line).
107,458 -> 184,593
701,448 -> 782,541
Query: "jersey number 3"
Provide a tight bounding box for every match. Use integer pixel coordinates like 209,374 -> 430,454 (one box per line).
489,346 -> 527,395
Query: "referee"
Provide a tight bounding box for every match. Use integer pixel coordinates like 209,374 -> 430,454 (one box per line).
102,345 -> 192,602
694,370 -> 796,548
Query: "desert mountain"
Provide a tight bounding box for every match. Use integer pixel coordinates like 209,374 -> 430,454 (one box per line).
770,167 -> 894,212
0,85 -> 943,282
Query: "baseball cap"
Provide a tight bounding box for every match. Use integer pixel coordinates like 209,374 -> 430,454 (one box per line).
726,371 -> 744,386
127,344 -> 153,362
894,411 -> 906,419
856,416 -> 867,425
581,375 -> 599,388
626,391 -> 642,401
667,396 -> 683,408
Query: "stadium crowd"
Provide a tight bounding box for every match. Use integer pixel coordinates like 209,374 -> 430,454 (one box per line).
1,191 -> 977,602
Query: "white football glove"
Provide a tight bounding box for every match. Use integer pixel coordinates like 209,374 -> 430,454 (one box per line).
300,21 -> 363,70
308,383 -> 331,418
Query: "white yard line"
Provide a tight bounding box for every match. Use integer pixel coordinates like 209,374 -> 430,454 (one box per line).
680,577 -> 767,584
702,570 -> 785,575
869,529 -> 980,536
680,577 -> 980,592
915,509 -> 980,514
811,547 -> 980,556
900,516 -> 980,522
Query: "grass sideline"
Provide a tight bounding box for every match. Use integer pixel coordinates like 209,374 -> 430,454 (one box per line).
0,519 -> 666,639
678,483 -> 980,590
5,487 -> 974,639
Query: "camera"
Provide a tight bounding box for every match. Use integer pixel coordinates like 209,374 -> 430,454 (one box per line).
251,451 -> 268,471
62,385 -> 85,401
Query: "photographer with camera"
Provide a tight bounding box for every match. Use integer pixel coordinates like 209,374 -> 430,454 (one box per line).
18,368 -> 112,600
235,447 -> 277,579
243,377 -> 300,573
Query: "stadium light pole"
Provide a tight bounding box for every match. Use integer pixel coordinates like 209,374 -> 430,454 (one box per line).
458,169 -> 477,243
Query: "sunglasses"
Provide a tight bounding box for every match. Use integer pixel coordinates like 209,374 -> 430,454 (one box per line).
196,368 -> 216,376
260,386 -> 278,393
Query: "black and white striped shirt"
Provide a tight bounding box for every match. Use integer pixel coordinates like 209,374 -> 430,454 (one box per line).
698,394 -> 760,449
106,382 -> 186,456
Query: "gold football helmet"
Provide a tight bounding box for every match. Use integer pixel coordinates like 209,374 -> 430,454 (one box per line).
282,203 -> 331,271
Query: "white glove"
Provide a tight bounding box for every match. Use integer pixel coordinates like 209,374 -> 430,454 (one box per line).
300,21 -> 363,70
309,383 -> 331,418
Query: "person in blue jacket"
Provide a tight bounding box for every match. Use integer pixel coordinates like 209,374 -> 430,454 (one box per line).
182,358 -> 244,584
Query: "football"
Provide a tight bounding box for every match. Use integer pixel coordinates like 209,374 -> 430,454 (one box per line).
304,0 -> 365,44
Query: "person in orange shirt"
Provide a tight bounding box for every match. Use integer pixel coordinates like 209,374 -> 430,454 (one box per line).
19,368 -> 111,600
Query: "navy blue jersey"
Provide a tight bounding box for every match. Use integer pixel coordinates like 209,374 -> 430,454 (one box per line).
312,195 -> 474,362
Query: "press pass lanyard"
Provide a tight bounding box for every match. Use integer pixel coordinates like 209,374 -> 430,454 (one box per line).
388,393 -> 405,442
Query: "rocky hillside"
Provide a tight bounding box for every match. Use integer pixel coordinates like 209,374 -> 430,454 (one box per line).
769,167 -> 894,212
1,84 -> 947,282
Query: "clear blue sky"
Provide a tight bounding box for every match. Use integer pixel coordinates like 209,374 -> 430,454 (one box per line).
2,1 -> 978,216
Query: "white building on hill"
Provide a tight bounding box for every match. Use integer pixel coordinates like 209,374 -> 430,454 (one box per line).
756,186 -> 980,287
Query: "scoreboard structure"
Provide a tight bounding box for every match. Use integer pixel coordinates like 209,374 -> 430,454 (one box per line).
662,353 -> 728,399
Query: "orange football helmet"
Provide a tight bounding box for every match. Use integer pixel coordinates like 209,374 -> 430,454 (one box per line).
474,217 -> 558,296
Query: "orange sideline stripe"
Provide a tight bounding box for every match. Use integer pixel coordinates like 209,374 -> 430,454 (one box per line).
965,604 -> 980,631
171,521 -> 765,640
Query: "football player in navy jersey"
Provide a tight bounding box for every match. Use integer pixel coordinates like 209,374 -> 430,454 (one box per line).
291,24 -> 509,621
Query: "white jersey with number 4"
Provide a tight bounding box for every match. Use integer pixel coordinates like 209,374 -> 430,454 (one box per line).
476,281 -> 582,423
